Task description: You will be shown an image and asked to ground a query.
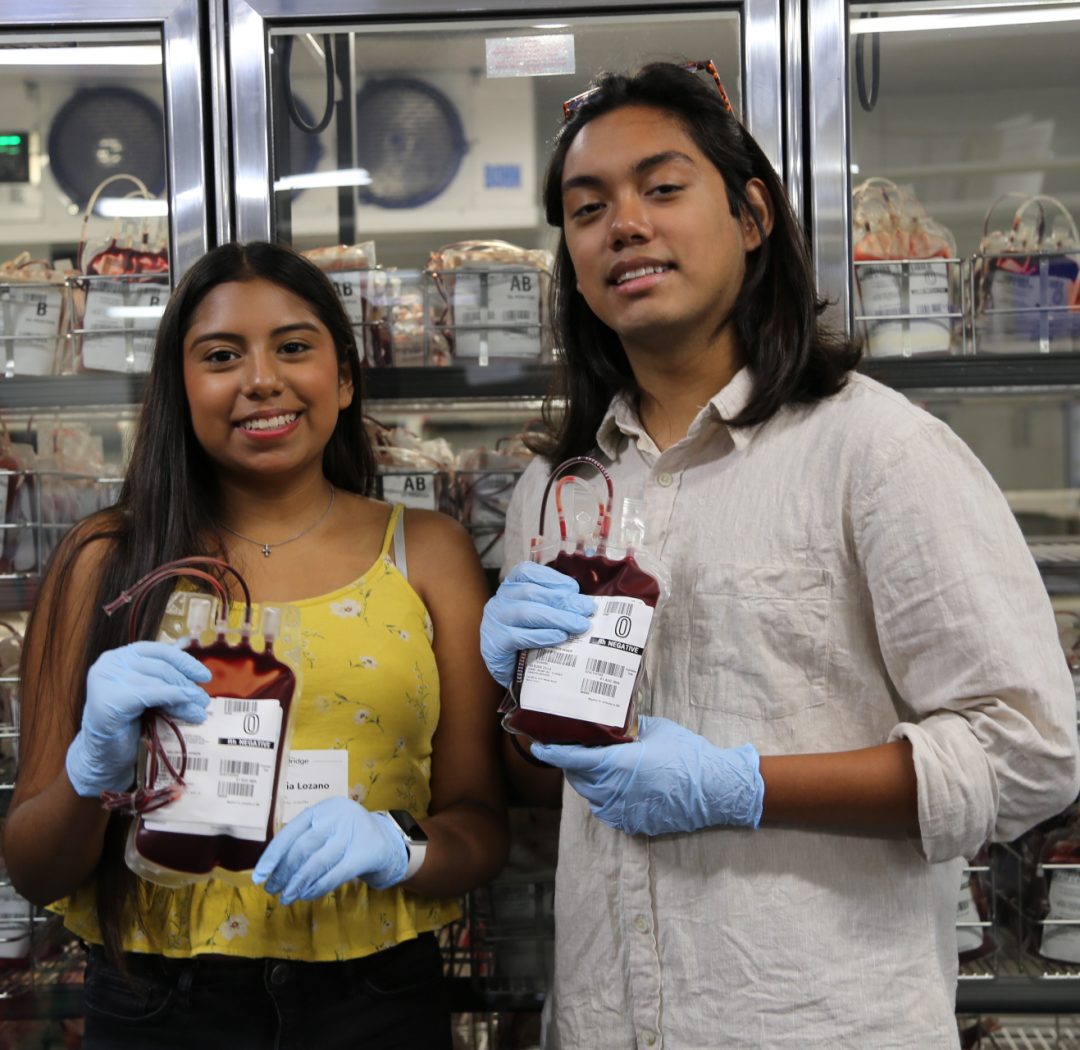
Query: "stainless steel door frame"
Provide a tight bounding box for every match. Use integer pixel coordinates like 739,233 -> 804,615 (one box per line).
0,0 -> 213,280
227,0 -> 784,245
805,0 -> 852,333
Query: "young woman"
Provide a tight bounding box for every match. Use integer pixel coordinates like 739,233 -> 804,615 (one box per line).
480,62 -> 1080,1048
3,241 -> 507,1049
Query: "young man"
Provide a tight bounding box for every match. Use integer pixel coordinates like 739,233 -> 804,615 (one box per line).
480,62 -> 1080,1049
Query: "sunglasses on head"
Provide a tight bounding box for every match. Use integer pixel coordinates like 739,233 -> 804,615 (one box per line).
561,60 -> 735,123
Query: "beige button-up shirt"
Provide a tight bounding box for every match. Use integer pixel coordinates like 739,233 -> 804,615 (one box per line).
502,369 -> 1080,1050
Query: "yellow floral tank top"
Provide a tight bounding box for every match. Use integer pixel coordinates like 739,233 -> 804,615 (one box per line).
56,504 -> 460,960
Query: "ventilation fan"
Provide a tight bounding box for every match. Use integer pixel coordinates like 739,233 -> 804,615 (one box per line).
353,77 -> 467,209
47,86 -> 166,212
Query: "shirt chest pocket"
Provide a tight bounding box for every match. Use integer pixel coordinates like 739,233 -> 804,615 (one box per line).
689,563 -> 831,720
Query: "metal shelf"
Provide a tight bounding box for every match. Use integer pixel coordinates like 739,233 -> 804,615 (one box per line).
859,355 -> 1080,393
957,978 -> 1080,1016
0,374 -> 145,409
8,357 -> 1080,409
363,363 -> 554,402
0,364 -> 555,409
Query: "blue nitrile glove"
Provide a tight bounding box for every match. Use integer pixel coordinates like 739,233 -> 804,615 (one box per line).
480,562 -> 597,686
65,641 -> 213,799
531,715 -> 765,836
252,797 -> 408,904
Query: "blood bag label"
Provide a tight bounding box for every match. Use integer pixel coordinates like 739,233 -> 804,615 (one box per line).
325,270 -> 368,328
379,472 -> 439,510
519,597 -> 653,727
955,870 -> 985,955
0,879 -> 30,957
452,268 -> 543,360
1040,867 -> 1080,963
142,696 -> 284,841
81,278 -> 167,373
856,260 -> 951,356
281,749 -> 349,822
982,261 -> 1077,351
0,284 -> 63,375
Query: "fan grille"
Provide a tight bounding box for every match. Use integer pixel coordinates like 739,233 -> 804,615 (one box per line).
355,78 -> 465,208
47,86 -> 166,209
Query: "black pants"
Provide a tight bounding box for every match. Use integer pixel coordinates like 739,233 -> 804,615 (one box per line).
81,934 -> 452,1050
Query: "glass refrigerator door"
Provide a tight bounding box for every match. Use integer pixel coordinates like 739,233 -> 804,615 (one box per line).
226,0 -> 782,577
808,0 -> 1080,1024
0,5 -> 213,1023
0,1 -> 213,386
230,0 -> 783,250
228,0 -> 782,378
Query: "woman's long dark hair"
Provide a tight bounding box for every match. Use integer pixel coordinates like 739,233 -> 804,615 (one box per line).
537,62 -> 861,461
17,241 -> 376,963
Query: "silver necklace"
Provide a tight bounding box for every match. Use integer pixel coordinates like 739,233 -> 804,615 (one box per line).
221,485 -> 336,557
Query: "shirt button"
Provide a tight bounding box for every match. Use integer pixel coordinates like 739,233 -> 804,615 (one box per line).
642,1031 -> 658,1047
656,472 -> 673,487
633,914 -> 651,934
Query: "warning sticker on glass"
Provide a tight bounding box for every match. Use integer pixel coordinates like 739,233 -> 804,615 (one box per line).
518,597 -> 653,727
142,696 -> 283,841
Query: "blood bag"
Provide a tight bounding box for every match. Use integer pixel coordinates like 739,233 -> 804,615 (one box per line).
501,457 -> 670,746
1036,822 -> 1080,965
974,194 -> 1080,355
852,177 -> 956,358
100,558 -> 302,887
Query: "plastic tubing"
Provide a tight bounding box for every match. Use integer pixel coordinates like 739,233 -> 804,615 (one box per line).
537,455 -> 614,548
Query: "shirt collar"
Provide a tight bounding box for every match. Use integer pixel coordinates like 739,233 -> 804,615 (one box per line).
595,366 -> 762,456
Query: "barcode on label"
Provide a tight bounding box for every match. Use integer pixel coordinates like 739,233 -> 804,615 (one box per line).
222,699 -> 258,714
581,678 -> 619,698
604,601 -> 635,616
503,310 -> 535,322
220,759 -> 261,777
160,754 -> 208,774
536,650 -> 577,668
217,781 -> 256,798
586,658 -> 625,678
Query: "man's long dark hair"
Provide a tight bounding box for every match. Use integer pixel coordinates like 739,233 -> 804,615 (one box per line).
17,241 -> 376,962
537,62 -> 861,461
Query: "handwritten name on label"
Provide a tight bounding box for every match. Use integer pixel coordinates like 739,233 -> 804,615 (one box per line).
281,749 -> 349,822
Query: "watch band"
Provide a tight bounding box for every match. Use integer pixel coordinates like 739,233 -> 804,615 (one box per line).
403,837 -> 427,879
386,810 -> 428,880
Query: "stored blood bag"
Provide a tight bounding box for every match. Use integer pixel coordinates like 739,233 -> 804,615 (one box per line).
852,177 -> 955,357
101,558 -> 301,887
501,456 -> 670,746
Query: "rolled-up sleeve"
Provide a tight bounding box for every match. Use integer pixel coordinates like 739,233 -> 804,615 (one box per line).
855,418 -> 1080,862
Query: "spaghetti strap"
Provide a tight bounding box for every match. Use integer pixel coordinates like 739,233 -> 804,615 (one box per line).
382,504 -> 407,581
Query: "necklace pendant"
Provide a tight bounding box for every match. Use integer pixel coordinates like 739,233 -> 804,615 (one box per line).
261,544 -> 272,557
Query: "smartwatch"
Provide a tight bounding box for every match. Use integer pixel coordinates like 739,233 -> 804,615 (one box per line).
387,809 -> 429,879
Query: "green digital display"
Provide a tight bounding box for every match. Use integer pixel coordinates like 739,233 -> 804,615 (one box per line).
0,132 -> 30,184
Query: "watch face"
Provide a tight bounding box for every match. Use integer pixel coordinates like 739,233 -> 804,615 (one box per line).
389,809 -> 429,843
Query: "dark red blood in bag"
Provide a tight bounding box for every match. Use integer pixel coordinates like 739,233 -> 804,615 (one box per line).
504,551 -> 661,746
87,241 -> 168,277
133,638 -> 295,875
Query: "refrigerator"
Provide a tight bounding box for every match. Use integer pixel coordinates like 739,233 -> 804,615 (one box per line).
807,0 -> 1080,1043
1,0 -> 1079,1044
0,0 -> 214,1033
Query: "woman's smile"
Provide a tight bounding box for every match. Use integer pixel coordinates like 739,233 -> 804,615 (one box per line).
181,276 -> 353,483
